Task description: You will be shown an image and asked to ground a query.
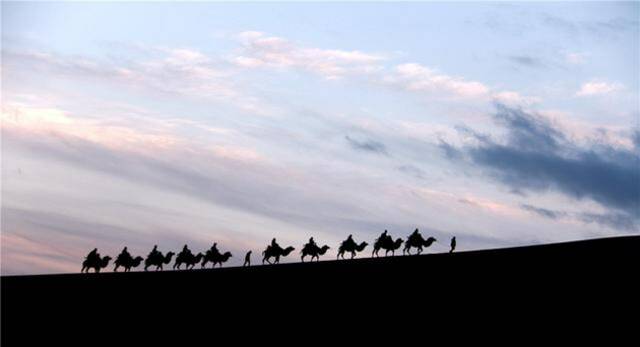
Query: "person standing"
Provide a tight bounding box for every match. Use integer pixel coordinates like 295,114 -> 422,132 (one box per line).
450,237 -> 457,253
243,251 -> 252,267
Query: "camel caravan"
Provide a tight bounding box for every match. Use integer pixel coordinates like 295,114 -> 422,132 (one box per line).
81,229 -> 456,273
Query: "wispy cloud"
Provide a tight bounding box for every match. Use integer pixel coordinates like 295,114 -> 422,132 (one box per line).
233,32 -> 539,104
542,13 -> 639,38
386,63 -> 490,98
564,51 -> 587,65
233,31 -> 385,80
3,47 -> 280,116
575,80 -> 624,96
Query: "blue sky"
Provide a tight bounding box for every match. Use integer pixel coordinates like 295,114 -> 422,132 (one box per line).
2,2 -> 639,274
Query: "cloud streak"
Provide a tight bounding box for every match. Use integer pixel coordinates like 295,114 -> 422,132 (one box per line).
345,135 -> 388,155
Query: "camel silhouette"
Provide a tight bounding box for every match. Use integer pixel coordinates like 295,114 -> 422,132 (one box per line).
114,255 -> 144,272
300,243 -> 330,262
262,245 -> 295,264
144,251 -> 175,271
403,229 -> 437,255
201,250 -> 233,268
337,236 -> 368,259
174,252 -> 204,270
373,231 -> 404,257
81,255 -> 112,273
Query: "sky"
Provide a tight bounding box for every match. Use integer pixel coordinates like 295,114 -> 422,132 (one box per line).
1,1 -> 639,275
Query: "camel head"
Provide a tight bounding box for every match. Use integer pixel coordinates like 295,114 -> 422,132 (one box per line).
393,238 -> 404,249
132,256 -> 144,266
357,242 -> 369,251
195,253 -> 203,261
222,252 -> 233,261
282,246 -> 295,256
100,256 -> 112,268
164,252 -> 175,264
319,245 -> 330,255
426,237 -> 437,243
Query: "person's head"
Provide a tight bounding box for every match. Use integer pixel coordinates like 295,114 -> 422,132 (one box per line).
348,234 -> 352,238
248,250 -> 252,254
123,247 -> 127,251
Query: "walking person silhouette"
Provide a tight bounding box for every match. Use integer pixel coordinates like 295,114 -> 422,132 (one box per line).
450,237 -> 456,253
244,251 -> 252,267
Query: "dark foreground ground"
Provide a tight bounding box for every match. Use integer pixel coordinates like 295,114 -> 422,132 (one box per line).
2,235 -> 639,342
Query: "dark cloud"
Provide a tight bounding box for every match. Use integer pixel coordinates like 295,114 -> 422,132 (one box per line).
632,130 -> 640,151
493,104 -> 564,152
437,139 -> 463,160
397,165 -> 426,179
445,104 -> 640,231
579,212 -> 638,232
520,204 -> 567,220
508,55 -> 545,68
345,135 -> 388,155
